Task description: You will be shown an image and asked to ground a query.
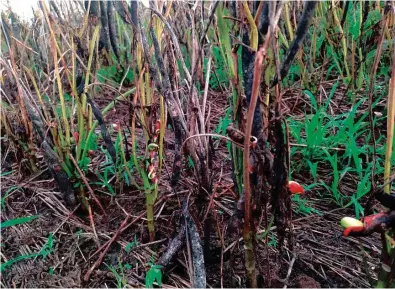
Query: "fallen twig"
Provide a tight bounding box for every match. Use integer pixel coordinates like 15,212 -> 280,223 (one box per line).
87,210 -> 147,261
185,207 -> 206,288
157,222 -> 186,268
84,214 -> 131,281
281,254 -> 297,289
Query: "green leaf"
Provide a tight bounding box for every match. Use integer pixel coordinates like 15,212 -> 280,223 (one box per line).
268,232 -> 277,248
214,107 -> 231,135
87,133 -> 98,151
75,229 -> 84,237
0,170 -> 14,177
303,90 -> 317,111
0,233 -> 54,272
145,266 -> 163,288
79,157 -> 91,169
0,253 -> 39,272
39,233 -> 54,259
64,93 -> 72,102
1,186 -> 20,210
307,160 -> 318,181
188,156 -> 194,168
125,235 -> 138,253
351,195 -> 364,219
324,81 -> 339,111
291,194 -> 321,216
216,4 -> 234,80
0,215 -> 39,229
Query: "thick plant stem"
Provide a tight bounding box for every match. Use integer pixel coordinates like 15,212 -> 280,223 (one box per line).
243,37 -> 270,287
376,230 -> 395,288
272,1 -> 317,86
146,193 -> 155,242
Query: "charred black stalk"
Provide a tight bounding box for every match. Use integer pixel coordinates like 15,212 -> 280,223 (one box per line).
258,1 -> 270,38
362,0 -> 370,30
22,88 -> 76,206
228,0 -> 238,33
365,174 -> 395,215
149,26 -> 171,91
99,1 -> 110,51
238,8 -> 269,277
166,48 -> 185,188
271,1 -> 317,87
228,0 -> 237,18
242,36 -> 262,139
129,0 -> 139,27
270,1 -> 293,251
74,70 -> 117,166
170,120 -> 184,187
148,25 -> 186,121
157,200 -> 205,286
199,1 -> 219,45
84,1 -> 103,67
241,0 -> 270,140
87,95 -> 117,165
150,24 -> 208,266
42,141 -> 76,206
157,220 -> 186,268
85,0 -> 99,20
203,215 -> 212,263
122,128 -> 130,161
148,7 -> 192,82
85,0 -> 100,57
271,118 -> 292,250
113,1 -> 131,24
137,17 -> 163,93
376,194 -> 395,211
74,36 -> 87,81
185,208 -> 206,288
107,1 -> 120,62
208,137 -> 214,169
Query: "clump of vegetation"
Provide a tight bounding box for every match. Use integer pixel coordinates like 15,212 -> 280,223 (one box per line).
1,1 -> 395,288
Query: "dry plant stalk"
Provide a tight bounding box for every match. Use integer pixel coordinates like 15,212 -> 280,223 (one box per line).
376,8 -> 395,287
384,22 -> 395,194
367,4 -> 390,194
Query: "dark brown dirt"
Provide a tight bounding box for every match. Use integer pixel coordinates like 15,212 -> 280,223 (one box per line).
295,274 -> 321,288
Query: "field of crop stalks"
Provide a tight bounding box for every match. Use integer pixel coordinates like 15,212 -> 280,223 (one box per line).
1,0 -> 395,288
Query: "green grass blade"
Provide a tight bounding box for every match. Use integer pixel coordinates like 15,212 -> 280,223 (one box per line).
0,215 -> 39,229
